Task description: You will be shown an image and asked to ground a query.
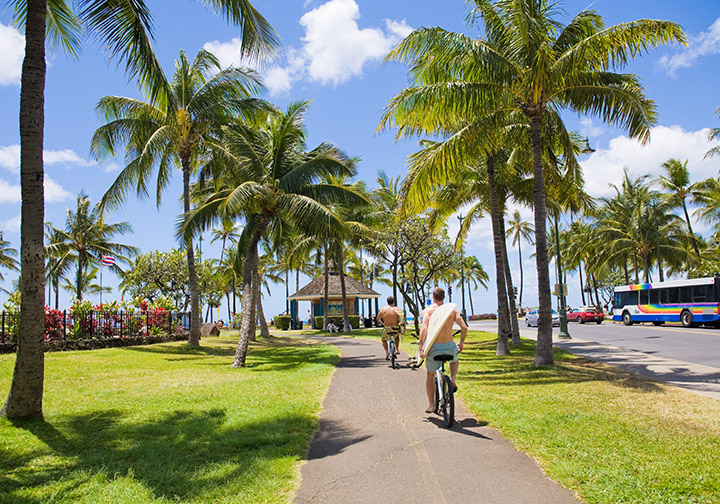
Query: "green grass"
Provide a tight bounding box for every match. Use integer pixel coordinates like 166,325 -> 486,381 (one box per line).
0,332 -> 339,504
454,331 -> 720,504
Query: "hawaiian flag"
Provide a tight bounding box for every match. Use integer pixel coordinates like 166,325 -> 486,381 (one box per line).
102,255 -> 116,266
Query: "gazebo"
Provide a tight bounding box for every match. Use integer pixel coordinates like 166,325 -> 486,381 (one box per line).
289,273 -> 380,328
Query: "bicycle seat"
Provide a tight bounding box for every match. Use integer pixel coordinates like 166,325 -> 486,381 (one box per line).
433,354 -> 454,362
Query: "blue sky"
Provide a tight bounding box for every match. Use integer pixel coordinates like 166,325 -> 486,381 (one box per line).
0,0 -> 719,318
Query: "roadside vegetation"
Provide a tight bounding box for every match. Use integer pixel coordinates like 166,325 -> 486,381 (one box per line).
0,333 -> 338,504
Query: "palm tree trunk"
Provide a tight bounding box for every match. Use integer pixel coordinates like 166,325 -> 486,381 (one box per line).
76,252 -> 84,301
336,246 -> 351,332
623,261 -> 630,284
499,216 -> 520,346
255,271 -> 270,337
592,274 -> 600,308
232,218 -> 267,368
518,241 -> 524,308
486,153 -> 511,356
54,280 -> 59,311
248,265 -> 256,342
467,276 -> 475,316
285,270 -> 289,314
2,0 -> 47,419
529,115 -> 553,366
579,260 -> 586,305
322,246 -> 329,330
633,254 -> 639,283
682,200 -> 700,255
182,160 -> 201,348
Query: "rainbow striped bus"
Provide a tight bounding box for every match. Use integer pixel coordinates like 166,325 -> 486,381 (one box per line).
612,277 -> 720,328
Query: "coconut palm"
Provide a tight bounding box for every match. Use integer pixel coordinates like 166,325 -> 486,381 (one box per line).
381,0 -> 683,365
0,232 -> 19,285
3,0 -> 277,420
462,255 -> 489,316
91,49 -> 263,348
658,158 -> 699,254
705,107 -> 720,159
60,266 -> 111,298
506,210 -> 534,309
46,194 -> 137,302
182,102 -> 367,366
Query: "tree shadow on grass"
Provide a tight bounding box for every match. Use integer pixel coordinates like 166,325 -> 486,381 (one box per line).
3,408 -> 319,503
459,344 -> 664,393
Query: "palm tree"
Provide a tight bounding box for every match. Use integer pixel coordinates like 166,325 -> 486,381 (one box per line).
506,210 -> 534,310
658,158 -> 700,254
462,255 -> 489,316
381,0 -> 683,366
182,102 -> 366,367
45,194 -> 137,302
3,0 -> 277,420
92,49 -> 263,348
211,217 -> 241,319
705,106 -> 720,159
60,266 -> 111,298
0,232 -> 19,294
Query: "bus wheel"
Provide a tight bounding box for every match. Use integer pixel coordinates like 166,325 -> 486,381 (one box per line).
622,311 -> 633,326
681,310 -> 694,328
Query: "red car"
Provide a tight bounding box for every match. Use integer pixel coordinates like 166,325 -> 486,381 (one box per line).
567,306 -> 604,324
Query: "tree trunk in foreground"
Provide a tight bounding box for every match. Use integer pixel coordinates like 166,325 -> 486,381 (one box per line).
2,0 -> 47,419
487,154 -> 511,356
467,276 -> 475,316
518,242 -> 524,308
529,114 -> 553,366
232,220 -> 266,368
182,161 -> 201,348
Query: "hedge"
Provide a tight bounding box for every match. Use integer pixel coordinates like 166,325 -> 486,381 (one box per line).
314,315 -> 360,330
274,315 -> 292,330
0,331 -> 189,354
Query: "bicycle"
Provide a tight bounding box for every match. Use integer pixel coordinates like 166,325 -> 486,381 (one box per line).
387,330 -> 400,369
409,330 -> 458,428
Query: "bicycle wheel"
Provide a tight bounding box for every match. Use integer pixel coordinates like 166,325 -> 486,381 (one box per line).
441,375 -> 454,428
434,378 -> 440,414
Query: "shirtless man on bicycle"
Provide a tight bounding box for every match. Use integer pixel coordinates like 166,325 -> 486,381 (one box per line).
377,296 -> 404,360
418,287 -> 468,414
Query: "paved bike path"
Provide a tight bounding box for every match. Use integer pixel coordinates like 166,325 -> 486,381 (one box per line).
294,335 -> 579,504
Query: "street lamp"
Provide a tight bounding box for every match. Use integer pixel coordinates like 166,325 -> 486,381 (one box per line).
457,214 -> 467,322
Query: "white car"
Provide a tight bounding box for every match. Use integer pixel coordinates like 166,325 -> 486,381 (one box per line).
525,308 -> 560,327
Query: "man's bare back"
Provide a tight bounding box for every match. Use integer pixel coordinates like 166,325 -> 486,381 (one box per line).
377,305 -> 401,326
421,303 -> 462,345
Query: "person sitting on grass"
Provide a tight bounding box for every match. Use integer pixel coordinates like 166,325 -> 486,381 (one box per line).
326,321 -> 339,333
377,296 -> 404,360
418,287 -> 468,414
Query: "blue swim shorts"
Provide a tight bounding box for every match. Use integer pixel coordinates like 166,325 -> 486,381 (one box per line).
425,341 -> 458,372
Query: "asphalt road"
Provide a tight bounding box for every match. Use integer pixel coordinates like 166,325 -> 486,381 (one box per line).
469,319 -> 720,369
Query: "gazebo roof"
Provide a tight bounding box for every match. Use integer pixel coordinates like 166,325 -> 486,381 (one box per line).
289,273 -> 380,301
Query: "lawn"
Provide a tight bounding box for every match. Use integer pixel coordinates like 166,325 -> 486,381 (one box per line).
336,327 -> 720,503
0,332 -> 339,504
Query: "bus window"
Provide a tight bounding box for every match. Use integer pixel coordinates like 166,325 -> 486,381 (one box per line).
660,288 -> 668,304
693,285 -> 707,302
614,291 -> 638,308
679,286 -> 693,304
649,289 -> 660,305
639,290 -> 649,305
667,288 -> 679,304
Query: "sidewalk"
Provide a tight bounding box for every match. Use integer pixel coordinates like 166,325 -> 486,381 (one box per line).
514,326 -> 720,401
294,335 -> 579,504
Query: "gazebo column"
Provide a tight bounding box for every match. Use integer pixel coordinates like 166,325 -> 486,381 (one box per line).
290,300 -> 298,330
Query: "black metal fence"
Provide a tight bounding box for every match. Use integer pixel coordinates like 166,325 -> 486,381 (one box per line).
0,310 -> 190,344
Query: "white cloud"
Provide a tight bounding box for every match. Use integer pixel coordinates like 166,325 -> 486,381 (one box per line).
300,0 -> 409,85
101,162 -> 121,173
581,125 -> 718,198
0,178 -> 20,203
0,175 -> 70,204
0,22 -> 24,86
659,17 -> 720,75
580,117 -> 605,138
0,144 -> 94,173
1,215 -> 20,232
203,1 -> 412,93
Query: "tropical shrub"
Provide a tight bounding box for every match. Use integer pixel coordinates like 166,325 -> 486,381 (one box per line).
274,316 -> 291,330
